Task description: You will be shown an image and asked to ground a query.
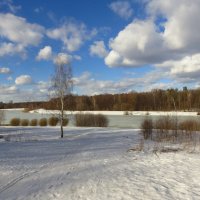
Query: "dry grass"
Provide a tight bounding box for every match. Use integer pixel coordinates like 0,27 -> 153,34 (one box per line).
140,117 -> 200,153
75,113 -> 108,127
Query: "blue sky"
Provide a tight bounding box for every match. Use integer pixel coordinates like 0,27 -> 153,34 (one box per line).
0,0 -> 200,102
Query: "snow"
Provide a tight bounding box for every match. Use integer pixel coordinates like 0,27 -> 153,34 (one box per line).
0,127 -> 200,200
1,108 -> 25,111
30,109 -> 198,116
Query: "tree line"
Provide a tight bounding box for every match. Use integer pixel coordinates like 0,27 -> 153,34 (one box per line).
1,87 -> 200,111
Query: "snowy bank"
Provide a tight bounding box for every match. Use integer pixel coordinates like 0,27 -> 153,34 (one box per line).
30,109 -> 198,116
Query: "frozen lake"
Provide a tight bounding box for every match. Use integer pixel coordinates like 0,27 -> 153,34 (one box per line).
2,110 -> 200,128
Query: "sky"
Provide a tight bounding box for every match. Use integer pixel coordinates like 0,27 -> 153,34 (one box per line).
0,0 -> 200,102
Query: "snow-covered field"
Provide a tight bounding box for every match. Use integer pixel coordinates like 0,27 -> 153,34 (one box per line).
1,127 -> 200,200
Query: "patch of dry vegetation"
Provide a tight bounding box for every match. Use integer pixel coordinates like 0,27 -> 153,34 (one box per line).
139,116 -> 200,153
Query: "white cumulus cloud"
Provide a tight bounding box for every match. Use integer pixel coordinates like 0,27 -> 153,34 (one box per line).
0,13 -> 44,57
15,75 -> 33,85
0,67 -> 12,74
105,20 -> 165,67
105,0 -> 200,70
47,20 -> 97,52
157,54 -> 200,79
36,46 -> 53,61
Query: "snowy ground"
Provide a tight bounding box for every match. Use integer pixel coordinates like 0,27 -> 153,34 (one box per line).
1,127 -> 200,200
30,108 -> 198,116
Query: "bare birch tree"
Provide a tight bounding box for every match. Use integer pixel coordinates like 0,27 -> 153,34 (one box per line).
50,60 -> 73,138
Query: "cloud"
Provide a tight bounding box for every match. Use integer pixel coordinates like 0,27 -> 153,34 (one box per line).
148,0 -> 200,50
73,70 -> 165,95
0,43 -> 26,58
37,81 -> 50,94
0,84 -> 48,102
7,76 -> 13,81
54,53 -> 72,65
109,1 -> 133,19
34,7 -> 43,13
0,85 -> 18,95
105,0 -> 200,69
0,13 -> 44,57
15,75 -> 33,85
36,46 -> 53,61
0,67 -> 12,74
105,20 -> 166,67
73,55 -> 82,61
156,53 -> 200,81
0,68 -> 175,102
47,20 -> 97,52
90,41 -> 108,58
0,0 -> 21,13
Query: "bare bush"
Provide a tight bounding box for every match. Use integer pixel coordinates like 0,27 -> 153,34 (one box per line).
155,116 -> 177,132
124,111 -> 129,115
140,116 -> 200,153
75,113 -> 108,127
10,118 -> 20,126
141,118 -> 153,139
62,118 -> 69,126
0,110 -> 5,125
48,116 -> 59,126
21,119 -> 29,126
179,120 -> 200,133
30,119 -> 38,126
153,116 -> 178,141
39,118 -> 47,126
95,114 -> 108,127
75,114 -> 94,127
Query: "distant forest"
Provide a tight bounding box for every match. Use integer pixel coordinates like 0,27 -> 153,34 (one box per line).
1,87 -> 200,111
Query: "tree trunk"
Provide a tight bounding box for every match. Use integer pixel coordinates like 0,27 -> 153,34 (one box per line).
60,94 -> 64,138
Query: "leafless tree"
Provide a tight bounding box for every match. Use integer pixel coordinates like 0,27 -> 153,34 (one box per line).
50,62 -> 73,138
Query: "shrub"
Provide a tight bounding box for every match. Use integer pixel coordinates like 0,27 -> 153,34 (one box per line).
141,118 -> 153,139
30,119 -> 38,126
62,118 -> 69,126
75,114 -> 93,127
75,113 -> 108,127
124,111 -> 129,115
95,114 -> 108,127
39,118 -> 47,126
154,116 -> 177,132
21,119 -> 29,126
179,120 -> 200,133
0,110 -> 5,125
10,118 -> 20,126
48,116 -> 59,126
